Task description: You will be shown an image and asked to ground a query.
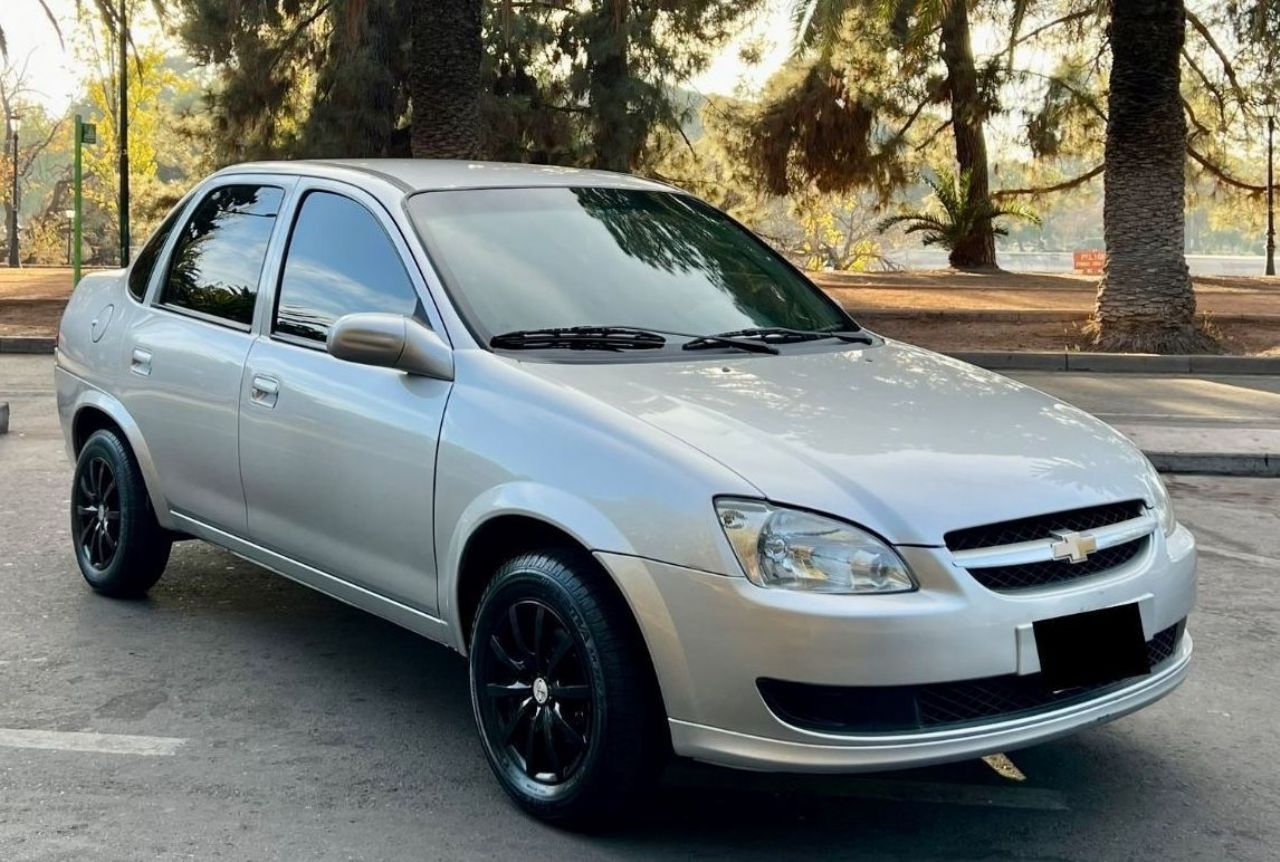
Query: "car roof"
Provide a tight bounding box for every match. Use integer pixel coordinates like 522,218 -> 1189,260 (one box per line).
220,159 -> 679,195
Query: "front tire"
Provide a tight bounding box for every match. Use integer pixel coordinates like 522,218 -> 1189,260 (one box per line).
71,429 -> 172,598
469,549 -> 666,827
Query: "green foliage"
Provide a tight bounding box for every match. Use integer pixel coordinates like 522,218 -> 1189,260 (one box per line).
174,0 -> 763,170
876,168 -> 1040,251
653,102 -> 884,270
729,9 -> 928,198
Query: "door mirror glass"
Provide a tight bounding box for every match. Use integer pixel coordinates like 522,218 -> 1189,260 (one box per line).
326,313 -> 454,381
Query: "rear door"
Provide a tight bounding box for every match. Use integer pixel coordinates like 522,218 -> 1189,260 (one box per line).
121,177 -> 294,533
237,181 -> 452,612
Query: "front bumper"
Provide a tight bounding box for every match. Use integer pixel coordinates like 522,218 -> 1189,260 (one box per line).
599,522 -> 1196,772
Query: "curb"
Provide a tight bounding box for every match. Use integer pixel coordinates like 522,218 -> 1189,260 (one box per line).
0,336 -> 55,354
855,308 -> 1085,323
853,307 -> 1280,325
3,337 -> 1278,374
950,350 -> 1280,375
0,341 -> 1273,476
1147,451 -> 1280,478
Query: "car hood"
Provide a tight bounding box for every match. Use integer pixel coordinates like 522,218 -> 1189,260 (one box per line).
514,340 -> 1159,546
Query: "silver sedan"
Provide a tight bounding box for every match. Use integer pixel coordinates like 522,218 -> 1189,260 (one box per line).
55,160 -> 1195,826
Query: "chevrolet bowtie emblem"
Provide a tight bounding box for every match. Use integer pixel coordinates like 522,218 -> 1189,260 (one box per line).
1050,530 -> 1098,563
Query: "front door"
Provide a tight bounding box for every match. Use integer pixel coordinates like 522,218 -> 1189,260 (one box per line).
122,181 -> 288,533
238,186 -> 451,612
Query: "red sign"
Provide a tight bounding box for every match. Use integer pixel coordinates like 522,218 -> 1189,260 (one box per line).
1073,249 -> 1106,275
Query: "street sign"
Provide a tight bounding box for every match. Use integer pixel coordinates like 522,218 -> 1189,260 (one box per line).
72,115 -> 97,287
1073,249 -> 1106,275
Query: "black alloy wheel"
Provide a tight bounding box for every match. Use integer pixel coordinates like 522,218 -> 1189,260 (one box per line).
469,549 -> 668,826
74,456 -> 121,570
477,599 -> 594,785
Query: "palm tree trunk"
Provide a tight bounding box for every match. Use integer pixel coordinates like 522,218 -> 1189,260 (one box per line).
586,1 -> 642,172
409,0 -> 483,159
1093,0 -> 1209,352
939,0 -> 997,270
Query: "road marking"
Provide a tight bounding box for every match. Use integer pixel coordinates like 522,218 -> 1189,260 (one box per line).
0,728 -> 186,756
1198,545 -> 1280,567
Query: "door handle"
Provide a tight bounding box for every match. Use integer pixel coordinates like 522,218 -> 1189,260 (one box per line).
250,374 -> 280,408
130,348 -> 152,376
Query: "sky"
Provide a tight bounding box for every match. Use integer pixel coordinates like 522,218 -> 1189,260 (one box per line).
1,0 -> 796,115
1,0 -> 89,112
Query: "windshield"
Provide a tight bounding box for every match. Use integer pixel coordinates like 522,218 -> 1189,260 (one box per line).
406,186 -> 853,345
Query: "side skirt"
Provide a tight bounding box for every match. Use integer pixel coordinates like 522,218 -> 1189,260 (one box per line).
170,512 -> 455,648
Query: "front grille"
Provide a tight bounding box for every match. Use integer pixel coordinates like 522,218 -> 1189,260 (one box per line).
946,499 -> 1149,592
969,538 -> 1148,591
758,620 -> 1185,735
1147,620 -> 1183,665
945,500 -> 1146,552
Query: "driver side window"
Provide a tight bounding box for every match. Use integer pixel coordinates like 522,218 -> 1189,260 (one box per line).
273,191 -> 424,345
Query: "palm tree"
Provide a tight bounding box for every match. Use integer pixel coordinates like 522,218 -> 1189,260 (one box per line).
1092,0 -> 1211,352
877,168 -> 1039,268
409,0 -> 483,159
790,0 -> 1012,269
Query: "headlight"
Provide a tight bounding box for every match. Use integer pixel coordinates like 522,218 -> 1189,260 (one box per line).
714,499 -> 916,594
1147,462 -> 1177,536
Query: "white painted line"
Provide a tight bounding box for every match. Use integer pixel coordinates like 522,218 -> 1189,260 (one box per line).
1198,545 -> 1280,567
0,728 -> 186,756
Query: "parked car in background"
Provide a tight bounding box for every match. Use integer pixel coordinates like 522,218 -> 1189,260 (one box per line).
56,160 -> 1195,825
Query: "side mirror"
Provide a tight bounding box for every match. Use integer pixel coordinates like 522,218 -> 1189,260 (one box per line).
326,313 -> 454,381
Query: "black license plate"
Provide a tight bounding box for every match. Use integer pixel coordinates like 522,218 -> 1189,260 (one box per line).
1033,603 -> 1149,691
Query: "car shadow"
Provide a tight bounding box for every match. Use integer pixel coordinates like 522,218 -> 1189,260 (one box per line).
88,539 -> 1207,857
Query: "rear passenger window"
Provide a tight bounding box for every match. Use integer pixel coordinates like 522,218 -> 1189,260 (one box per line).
160,185 -> 283,326
128,199 -> 187,302
274,191 -> 422,344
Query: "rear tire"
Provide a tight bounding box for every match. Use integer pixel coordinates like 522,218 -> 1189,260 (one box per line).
71,429 -> 172,598
469,548 -> 667,827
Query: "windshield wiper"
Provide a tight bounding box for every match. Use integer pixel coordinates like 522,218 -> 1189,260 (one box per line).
490,326 -> 667,351
683,326 -> 873,351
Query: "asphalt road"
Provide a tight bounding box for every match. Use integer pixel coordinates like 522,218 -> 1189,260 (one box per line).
2,355 -> 1278,860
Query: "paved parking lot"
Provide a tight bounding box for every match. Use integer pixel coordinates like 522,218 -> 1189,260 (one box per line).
2,354 -> 1278,860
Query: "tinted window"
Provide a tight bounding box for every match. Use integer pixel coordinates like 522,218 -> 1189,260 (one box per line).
407,187 -> 849,341
161,185 -> 283,326
128,200 -> 187,302
274,191 -> 421,343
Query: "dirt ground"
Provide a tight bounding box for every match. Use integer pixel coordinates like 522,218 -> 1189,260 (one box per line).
4,267 -> 1280,354
861,315 -> 1280,356
811,270 -> 1280,315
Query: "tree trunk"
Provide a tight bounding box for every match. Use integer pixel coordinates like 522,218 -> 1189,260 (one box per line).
939,0 -> 997,270
1093,0 -> 1210,352
409,0 -> 483,159
586,1 -> 643,172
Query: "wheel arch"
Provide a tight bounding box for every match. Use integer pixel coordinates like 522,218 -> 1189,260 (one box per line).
440,483 -> 639,654
68,392 -> 175,530
450,510 -> 675,737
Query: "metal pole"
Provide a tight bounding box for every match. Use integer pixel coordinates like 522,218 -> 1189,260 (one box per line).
117,0 -> 130,266
73,115 -> 83,286
7,126 -> 17,267
1267,114 -> 1276,277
